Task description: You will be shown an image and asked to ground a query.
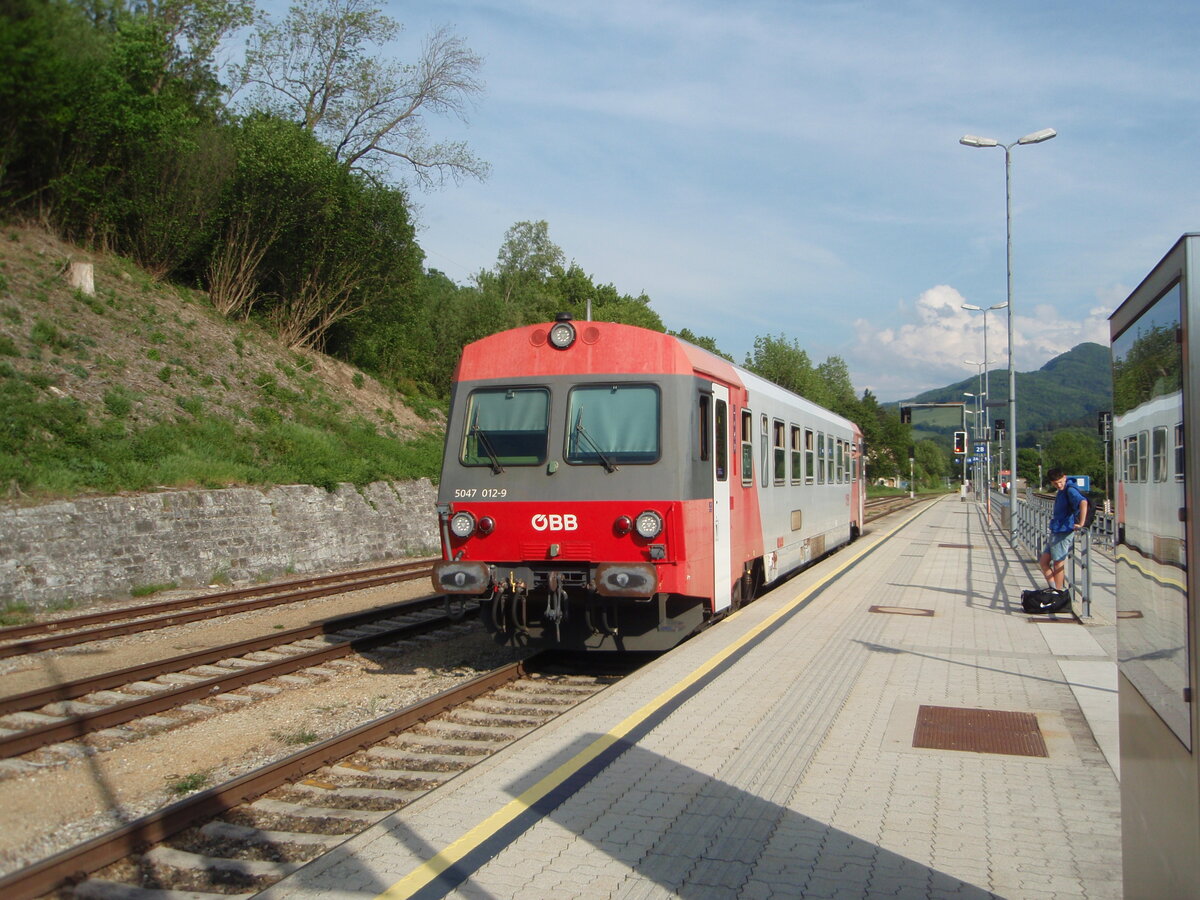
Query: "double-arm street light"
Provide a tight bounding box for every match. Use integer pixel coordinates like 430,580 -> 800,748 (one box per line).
959,127 -> 1057,544
961,301 -> 1007,440
964,364 -> 990,512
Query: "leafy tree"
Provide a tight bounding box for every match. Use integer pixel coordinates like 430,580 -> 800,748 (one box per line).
1042,428 -> 1106,497
913,439 -> 948,488
209,114 -> 421,349
124,0 -> 255,98
1018,447 -> 1045,488
0,1 -> 243,274
816,355 -> 857,418
236,0 -> 488,187
483,219 -> 565,320
857,389 -> 911,485
548,264 -> 664,331
744,334 -> 828,405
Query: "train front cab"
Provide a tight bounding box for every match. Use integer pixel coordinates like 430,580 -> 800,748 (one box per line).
1110,233 -> 1200,897
432,322 -> 746,652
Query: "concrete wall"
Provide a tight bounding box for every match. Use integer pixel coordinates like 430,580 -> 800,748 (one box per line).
0,480 -> 441,610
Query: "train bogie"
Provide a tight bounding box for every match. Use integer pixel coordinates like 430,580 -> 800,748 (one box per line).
433,315 -> 864,652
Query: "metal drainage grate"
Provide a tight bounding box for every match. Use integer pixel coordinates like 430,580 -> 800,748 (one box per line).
912,705 -> 1048,757
938,543 -> 973,549
869,605 -> 934,617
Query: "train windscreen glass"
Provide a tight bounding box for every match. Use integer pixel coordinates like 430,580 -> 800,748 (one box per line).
1112,279 -> 1189,748
566,384 -> 660,465
460,387 -> 550,466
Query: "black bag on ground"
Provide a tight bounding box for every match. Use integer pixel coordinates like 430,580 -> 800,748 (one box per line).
1021,587 -> 1071,614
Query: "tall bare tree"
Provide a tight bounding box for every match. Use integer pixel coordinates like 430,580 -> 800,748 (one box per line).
235,0 -> 489,188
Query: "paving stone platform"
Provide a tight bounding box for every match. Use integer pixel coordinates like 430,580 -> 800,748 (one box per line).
260,496 -> 1121,900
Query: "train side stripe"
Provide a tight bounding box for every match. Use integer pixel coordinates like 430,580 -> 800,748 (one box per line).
375,500 -> 938,900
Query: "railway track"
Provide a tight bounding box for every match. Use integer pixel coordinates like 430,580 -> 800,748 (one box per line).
0,595 -> 478,764
0,655 -> 629,900
863,493 -> 931,522
0,558 -> 437,659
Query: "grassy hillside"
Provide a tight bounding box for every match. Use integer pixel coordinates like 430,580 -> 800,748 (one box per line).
0,227 -> 445,501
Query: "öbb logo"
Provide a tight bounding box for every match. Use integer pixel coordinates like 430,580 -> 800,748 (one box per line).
531,513 -> 579,532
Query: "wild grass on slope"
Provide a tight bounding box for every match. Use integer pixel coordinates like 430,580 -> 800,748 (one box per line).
0,363 -> 444,497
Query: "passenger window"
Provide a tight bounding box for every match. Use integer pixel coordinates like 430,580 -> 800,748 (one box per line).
715,399 -> 728,481
741,409 -> 753,486
790,426 -> 802,484
773,420 -> 785,485
805,429 -> 815,484
760,415 -> 768,488
816,432 -> 825,484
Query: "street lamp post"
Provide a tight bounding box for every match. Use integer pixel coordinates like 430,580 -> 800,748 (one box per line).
962,300 -> 1007,455
960,127 -> 1057,544
964,394 -> 982,500
964,373 -> 990,522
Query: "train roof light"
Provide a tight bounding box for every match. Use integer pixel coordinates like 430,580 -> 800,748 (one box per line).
548,313 -> 576,350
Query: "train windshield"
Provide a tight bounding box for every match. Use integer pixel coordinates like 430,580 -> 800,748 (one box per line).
566,384 -> 660,466
460,387 -> 549,467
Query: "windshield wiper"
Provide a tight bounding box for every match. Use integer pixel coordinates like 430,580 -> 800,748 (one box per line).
469,413 -> 505,474
573,409 -> 618,473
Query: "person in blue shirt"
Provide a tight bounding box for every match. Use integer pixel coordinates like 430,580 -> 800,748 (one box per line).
1037,468 -> 1088,595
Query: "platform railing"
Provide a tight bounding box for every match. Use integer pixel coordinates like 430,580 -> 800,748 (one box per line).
1001,488 -> 1096,618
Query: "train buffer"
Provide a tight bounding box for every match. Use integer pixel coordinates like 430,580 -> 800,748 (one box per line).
260,494 -> 1121,900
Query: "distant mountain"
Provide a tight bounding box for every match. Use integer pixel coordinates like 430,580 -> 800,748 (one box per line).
900,342 -> 1111,439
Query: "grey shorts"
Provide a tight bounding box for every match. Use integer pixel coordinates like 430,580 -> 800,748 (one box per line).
1043,530 -> 1074,563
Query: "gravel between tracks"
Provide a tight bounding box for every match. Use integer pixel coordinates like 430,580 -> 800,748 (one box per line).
0,573 -> 531,878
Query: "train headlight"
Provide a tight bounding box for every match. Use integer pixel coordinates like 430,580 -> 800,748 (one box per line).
449,511 -> 476,538
613,515 -> 633,535
548,316 -> 576,350
477,515 -> 495,535
634,509 -> 663,539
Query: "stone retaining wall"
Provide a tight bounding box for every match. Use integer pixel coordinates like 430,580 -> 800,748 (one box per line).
0,480 -> 441,610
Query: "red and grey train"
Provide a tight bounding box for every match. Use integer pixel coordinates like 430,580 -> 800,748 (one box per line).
432,315 -> 866,651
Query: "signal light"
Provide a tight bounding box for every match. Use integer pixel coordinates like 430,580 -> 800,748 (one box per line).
953,431 -> 967,454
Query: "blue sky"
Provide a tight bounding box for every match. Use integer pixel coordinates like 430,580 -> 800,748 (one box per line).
249,1 -> 1200,401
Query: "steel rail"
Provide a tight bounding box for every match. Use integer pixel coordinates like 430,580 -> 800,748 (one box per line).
0,564 -> 435,660
0,558 -> 437,643
0,601 -> 477,758
0,594 -> 451,715
0,658 -> 532,900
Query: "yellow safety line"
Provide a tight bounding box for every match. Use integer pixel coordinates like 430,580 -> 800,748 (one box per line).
377,501 -> 933,899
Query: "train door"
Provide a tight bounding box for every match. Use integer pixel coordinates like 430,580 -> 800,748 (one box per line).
711,384 -> 732,613
851,430 -> 865,536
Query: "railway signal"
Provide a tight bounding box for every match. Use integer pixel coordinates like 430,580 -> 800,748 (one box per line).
953,431 -> 967,454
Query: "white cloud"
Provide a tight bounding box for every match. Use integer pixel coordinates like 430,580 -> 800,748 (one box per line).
850,284 -> 1111,401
